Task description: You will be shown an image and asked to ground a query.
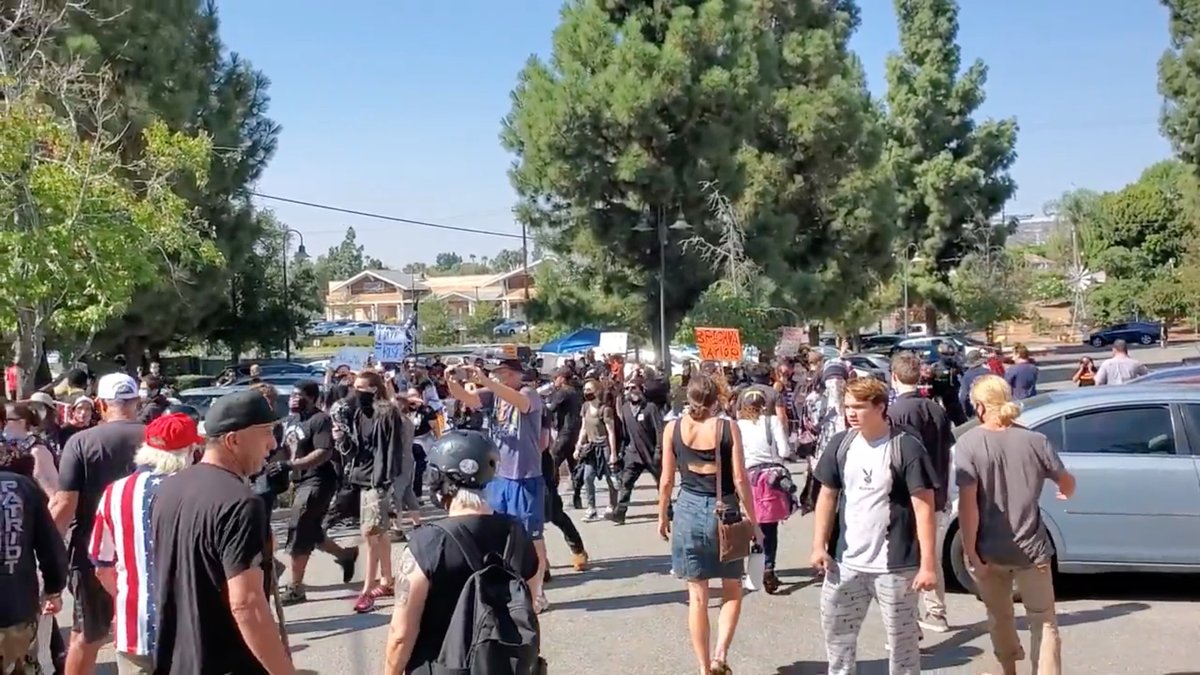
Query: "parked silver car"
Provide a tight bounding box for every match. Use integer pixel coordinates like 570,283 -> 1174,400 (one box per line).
943,385 -> 1200,593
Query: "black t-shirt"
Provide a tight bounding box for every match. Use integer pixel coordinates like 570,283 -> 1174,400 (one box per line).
57,420 -> 144,569
152,464 -> 270,675
0,471 -> 67,629
405,515 -> 538,674
546,386 -> 582,437
283,409 -> 336,487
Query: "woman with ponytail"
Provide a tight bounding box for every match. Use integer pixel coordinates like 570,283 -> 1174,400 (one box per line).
955,374 -> 1075,675
658,374 -> 760,675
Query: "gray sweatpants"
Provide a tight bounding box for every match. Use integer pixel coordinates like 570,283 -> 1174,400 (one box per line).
820,565 -> 921,675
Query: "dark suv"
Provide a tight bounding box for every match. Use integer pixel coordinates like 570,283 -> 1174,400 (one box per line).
1085,321 -> 1162,348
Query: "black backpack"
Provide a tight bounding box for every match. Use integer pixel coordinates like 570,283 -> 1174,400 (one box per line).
432,519 -> 545,675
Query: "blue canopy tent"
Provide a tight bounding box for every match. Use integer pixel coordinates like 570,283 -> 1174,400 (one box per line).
539,328 -> 602,355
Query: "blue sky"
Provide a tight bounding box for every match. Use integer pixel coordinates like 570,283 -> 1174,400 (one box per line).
216,1 -> 1172,268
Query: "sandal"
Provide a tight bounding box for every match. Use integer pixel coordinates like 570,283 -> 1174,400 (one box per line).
352,593 -> 375,613
710,660 -> 731,675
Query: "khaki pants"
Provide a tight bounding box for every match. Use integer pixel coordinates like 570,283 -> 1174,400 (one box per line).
975,562 -> 1062,675
0,621 -> 34,673
116,651 -> 154,675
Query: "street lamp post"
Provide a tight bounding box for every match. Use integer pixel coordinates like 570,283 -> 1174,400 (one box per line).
635,212 -> 690,381
282,228 -> 309,361
901,243 -> 920,335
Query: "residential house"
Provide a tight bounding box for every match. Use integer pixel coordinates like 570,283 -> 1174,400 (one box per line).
325,261 -> 540,322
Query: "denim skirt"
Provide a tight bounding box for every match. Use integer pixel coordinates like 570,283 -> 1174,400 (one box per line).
671,490 -> 745,580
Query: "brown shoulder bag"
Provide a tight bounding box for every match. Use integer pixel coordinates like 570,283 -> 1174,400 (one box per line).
715,419 -> 755,562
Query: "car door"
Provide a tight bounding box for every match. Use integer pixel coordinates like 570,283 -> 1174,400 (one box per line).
1037,404 -> 1200,565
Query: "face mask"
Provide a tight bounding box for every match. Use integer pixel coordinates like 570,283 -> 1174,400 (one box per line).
4,426 -> 26,440
583,392 -> 596,401
357,390 -> 376,408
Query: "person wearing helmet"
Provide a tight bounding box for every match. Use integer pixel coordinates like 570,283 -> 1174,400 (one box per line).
383,431 -> 540,674
930,342 -> 966,425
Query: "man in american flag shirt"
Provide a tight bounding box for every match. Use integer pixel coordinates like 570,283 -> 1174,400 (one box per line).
87,412 -> 202,675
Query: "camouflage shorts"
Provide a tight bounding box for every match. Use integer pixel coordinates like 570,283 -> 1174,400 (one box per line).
0,620 -> 37,674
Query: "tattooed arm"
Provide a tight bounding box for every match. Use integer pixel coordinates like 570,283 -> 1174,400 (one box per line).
383,547 -> 431,674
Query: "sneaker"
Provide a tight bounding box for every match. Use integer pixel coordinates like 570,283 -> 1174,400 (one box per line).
571,550 -> 589,572
762,570 -> 780,595
919,613 -> 950,633
337,548 -> 359,584
602,506 -> 614,518
280,584 -> 307,606
583,509 -> 600,522
353,593 -> 375,613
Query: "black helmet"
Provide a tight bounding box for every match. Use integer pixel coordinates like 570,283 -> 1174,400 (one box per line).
165,404 -> 201,423
427,430 -> 499,490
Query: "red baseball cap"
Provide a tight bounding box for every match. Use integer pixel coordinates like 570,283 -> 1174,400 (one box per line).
145,412 -> 204,452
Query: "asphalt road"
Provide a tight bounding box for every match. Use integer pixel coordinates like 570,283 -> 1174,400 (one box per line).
1026,340 -> 1199,391
69,472 -> 1200,675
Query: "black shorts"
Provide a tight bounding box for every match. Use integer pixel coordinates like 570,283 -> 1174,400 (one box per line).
69,567 -> 112,643
286,482 -> 334,556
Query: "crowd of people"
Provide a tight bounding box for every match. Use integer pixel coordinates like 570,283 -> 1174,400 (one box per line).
0,337 -> 1093,675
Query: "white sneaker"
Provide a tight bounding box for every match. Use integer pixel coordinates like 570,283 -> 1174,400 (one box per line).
583,509 -> 600,522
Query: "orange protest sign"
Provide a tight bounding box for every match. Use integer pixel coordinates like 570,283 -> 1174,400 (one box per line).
501,344 -> 518,358
695,327 -> 743,362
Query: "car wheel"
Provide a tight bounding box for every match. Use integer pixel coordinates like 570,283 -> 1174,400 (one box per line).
1140,333 -> 1153,345
1090,336 -> 1104,348
947,527 -> 978,596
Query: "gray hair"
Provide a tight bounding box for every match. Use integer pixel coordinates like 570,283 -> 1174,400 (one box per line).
134,443 -> 191,475
450,487 -> 487,511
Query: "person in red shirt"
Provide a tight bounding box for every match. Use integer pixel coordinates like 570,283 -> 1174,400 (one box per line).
985,348 -> 1006,377
5,358 -> 21,400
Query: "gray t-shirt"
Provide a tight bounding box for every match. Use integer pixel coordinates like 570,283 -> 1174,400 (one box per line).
954,425 -> 1066,566
1094,355 -> 1148,385
481,389 -> 544,480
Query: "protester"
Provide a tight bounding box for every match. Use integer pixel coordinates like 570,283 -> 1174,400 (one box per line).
1094,339 -> 1148,385
735,388 -> 792,595
536,394 -> 587,579
5,357 -> 21,401
383,430 -> 541,674
88,412 -> 203,674
5,402 -> 59,497
659,374 -> 759,675
957,375 -> 1075,675
387,386 -> 422,542
1003,345 -> 1039,400
278,380 -> 358,605
887,352 -> 955,633
958,352 -> 991,419
544,367 -> 583,510
49,372 -> 144,675
735,363 -> 789,420
339,370 -> 408,613
929,343 -> 966,425
1071,356 -> 1097,387
809,377 -> 939,675
0,416 -> 68,675
574,378 -> 619,522
151,389 -> 294,675
612,378 -> 665,526
59,397 -> 97,446
445,358 -> 549,612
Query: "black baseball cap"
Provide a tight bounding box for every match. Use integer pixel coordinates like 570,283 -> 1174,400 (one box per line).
204,390 -> 277,436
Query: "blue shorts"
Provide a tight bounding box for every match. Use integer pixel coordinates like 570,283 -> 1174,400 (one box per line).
485,476 -> 545,541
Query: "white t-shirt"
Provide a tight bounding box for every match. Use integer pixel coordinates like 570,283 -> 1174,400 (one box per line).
737,416 -> 790,468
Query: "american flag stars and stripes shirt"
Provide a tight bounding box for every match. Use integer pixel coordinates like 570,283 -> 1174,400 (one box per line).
89,467 -> 170,656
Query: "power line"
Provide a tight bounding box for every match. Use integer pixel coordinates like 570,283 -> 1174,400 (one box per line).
249,191 -> 524,240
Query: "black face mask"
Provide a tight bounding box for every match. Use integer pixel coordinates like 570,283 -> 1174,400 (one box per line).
356,391 -> 376,408
583,392 -> 596,401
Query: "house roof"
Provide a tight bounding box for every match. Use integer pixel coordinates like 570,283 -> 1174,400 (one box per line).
481,258 -> 543,287
328,269 -> 430,294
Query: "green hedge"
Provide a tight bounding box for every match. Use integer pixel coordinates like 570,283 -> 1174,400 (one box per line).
306,336 -> 374,348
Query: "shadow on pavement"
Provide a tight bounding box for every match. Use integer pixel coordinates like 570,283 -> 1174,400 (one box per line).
546,554 -> 672,590
285,611 -> 391,640
772,567 -> 818,596
550,589 -> 686,613
1056,573 -> 1200,602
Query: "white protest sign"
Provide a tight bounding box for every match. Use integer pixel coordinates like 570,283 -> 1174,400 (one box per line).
598,331 -> 628,356
777,326 -> 805,357
374,324 -> 412,362
332,347 -> 370,372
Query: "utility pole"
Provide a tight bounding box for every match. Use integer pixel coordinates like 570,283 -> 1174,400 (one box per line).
521,221 -> 531,344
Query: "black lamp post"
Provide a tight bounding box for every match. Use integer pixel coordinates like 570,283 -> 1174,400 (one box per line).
282,228 -> 308,361
634,212 -> 690,381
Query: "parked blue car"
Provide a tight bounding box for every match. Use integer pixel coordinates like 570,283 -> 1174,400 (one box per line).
1085,320 -> 1162,348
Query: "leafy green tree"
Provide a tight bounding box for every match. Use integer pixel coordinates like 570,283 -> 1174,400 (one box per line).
1160,0 -> 1200,172
885,0 -> 1018,331
1029,271 -> 1069,303
949,251 -> 1025,339
525,245 -> 645,339
491,248 -> 525,272
674,283 -> 786,351
416,298 -> 458,347
434,252 -> 463,271
503,0 -> 897,364
464,302 -> 501,342
0,70 -> 215,390
313,226 -> 386,287
401,261 -> 428,275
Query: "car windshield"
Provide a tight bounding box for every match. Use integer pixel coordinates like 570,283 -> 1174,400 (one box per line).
952,392 -> 1057,438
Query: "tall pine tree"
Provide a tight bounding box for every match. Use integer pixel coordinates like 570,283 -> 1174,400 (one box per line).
503,0 -> 896,358
885,0 -> 1017,331
1160,0 -> 1200,172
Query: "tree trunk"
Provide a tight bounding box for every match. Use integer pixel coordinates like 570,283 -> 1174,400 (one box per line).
14,308 -> 45,396
122,335 -> 147,376
923,306 -> 940,335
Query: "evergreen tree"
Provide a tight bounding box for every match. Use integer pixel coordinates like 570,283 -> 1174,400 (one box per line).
503,0 -> 896,359
1160,0 -> 1200,172
885,0 -> 1017,331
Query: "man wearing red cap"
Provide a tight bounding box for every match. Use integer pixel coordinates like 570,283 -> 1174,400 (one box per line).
88,413 -> 202,675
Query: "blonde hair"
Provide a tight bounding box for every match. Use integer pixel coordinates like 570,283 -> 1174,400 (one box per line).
970,374 -> 1022,426
134,443 -> 191,475
738,389 -> 766,421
